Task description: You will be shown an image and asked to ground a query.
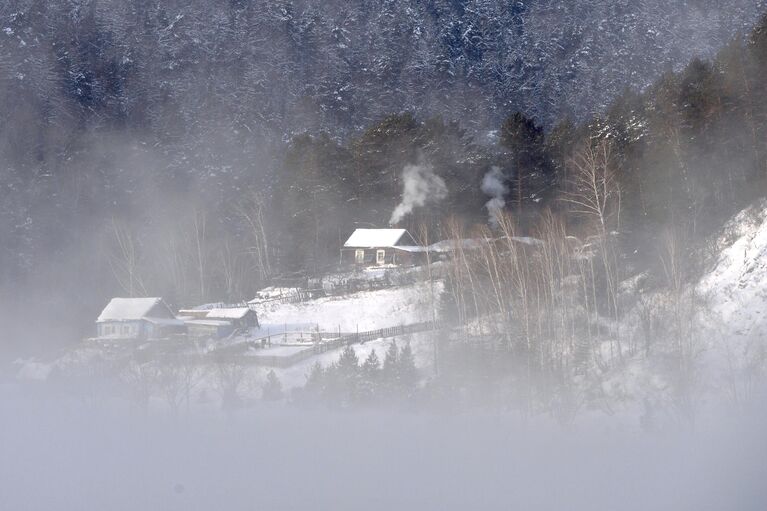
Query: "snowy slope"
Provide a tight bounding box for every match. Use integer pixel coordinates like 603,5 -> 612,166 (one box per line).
696,203 -> 767,403
564,202 -> 767,428
699,203 -> 767,337
252,282 -> 442,333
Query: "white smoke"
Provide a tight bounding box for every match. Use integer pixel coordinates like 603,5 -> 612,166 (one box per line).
481,166 -> 508,225
389,162 -> 448,225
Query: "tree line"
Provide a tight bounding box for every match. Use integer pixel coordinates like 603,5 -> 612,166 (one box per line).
291,341 -> 419,408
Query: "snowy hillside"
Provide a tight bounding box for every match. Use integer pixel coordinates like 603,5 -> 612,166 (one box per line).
697,203 -> 767,404
253,282 -> 442,332
699,203 -> 767,338
599,202 -> 767,423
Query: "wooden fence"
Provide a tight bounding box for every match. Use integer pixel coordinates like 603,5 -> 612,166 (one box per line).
207,321 -> 438,367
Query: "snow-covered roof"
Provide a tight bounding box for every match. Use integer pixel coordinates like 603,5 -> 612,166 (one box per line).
185,319 -> 233,327
394,245 -> 427,253
144,317 -> 185,326
206,307 -> 253,320
343,229 -> 415,248
427,239 -> 488,252
189,302 -> 227,311
177,309 -> 210,318
97,297 -> 168,322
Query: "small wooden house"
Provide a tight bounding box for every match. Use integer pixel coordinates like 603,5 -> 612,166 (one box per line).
96,297 -> 184,340
340,228 -> 424,267
205,307 -> 259,330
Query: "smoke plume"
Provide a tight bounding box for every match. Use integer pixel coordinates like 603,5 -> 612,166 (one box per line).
389,162 -> 448,225
481,166 -> 508,225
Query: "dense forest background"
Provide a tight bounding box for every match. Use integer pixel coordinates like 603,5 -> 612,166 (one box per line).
2,1 -> 767,355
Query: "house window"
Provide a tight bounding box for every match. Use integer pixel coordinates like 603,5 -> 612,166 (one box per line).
123,324 -> 130,336
355,249 -> 365,264
376,249 -> 386,264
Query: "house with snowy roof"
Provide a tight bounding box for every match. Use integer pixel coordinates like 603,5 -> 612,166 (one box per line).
340,228 -> 424,267
96,297 -> 185,340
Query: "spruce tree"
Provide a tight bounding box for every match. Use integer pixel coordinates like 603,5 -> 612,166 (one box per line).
360,349 -> 382,403
303,362 -> 326,403
499,112 -> 552,225
382,340 -> 400,399
262,370 -> 284,401
336,346 -> 361,406
398,342 -> 419,399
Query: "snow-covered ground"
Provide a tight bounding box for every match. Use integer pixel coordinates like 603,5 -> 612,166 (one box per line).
593,201 -> 767,426
696,202 -> 767,408
699,203 -> 767,338
252,281 -> 442,332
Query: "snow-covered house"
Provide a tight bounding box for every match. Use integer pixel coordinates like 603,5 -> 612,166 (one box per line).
96,297 -> 184,340
340,228 -> 424,267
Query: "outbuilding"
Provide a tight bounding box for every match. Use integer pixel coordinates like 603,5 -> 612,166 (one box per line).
205,307 -> 259,330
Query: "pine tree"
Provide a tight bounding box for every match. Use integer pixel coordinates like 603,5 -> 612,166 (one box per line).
336,346 -> 361,406
383,340 -> 399,378
303,362 -> 326,403
262,370 -> 284,401
499,112 -> 553,226
381,340 -> 400,400
398,342 -> 419,396
337,346 -> 360,376
359,349 -> 382,403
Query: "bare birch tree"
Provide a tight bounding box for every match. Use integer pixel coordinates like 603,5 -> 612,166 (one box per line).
235,190 -> 272,284
108,218 -> 147,297
563,139 -> 624,364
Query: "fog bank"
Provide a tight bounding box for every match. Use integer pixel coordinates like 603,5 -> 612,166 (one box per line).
2,391 -> 766,511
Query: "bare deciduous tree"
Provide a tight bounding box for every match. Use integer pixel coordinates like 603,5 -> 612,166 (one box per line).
563,139 -> 624,364
563,139 -> 622,235
235,190 -> 272,284
108,218 -> 147,297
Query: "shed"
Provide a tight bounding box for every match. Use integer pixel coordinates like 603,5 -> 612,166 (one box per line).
177,309 -> 210,320
340,228 -> 423,267
96,297 -> 184,340
205,307 -> 259,330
